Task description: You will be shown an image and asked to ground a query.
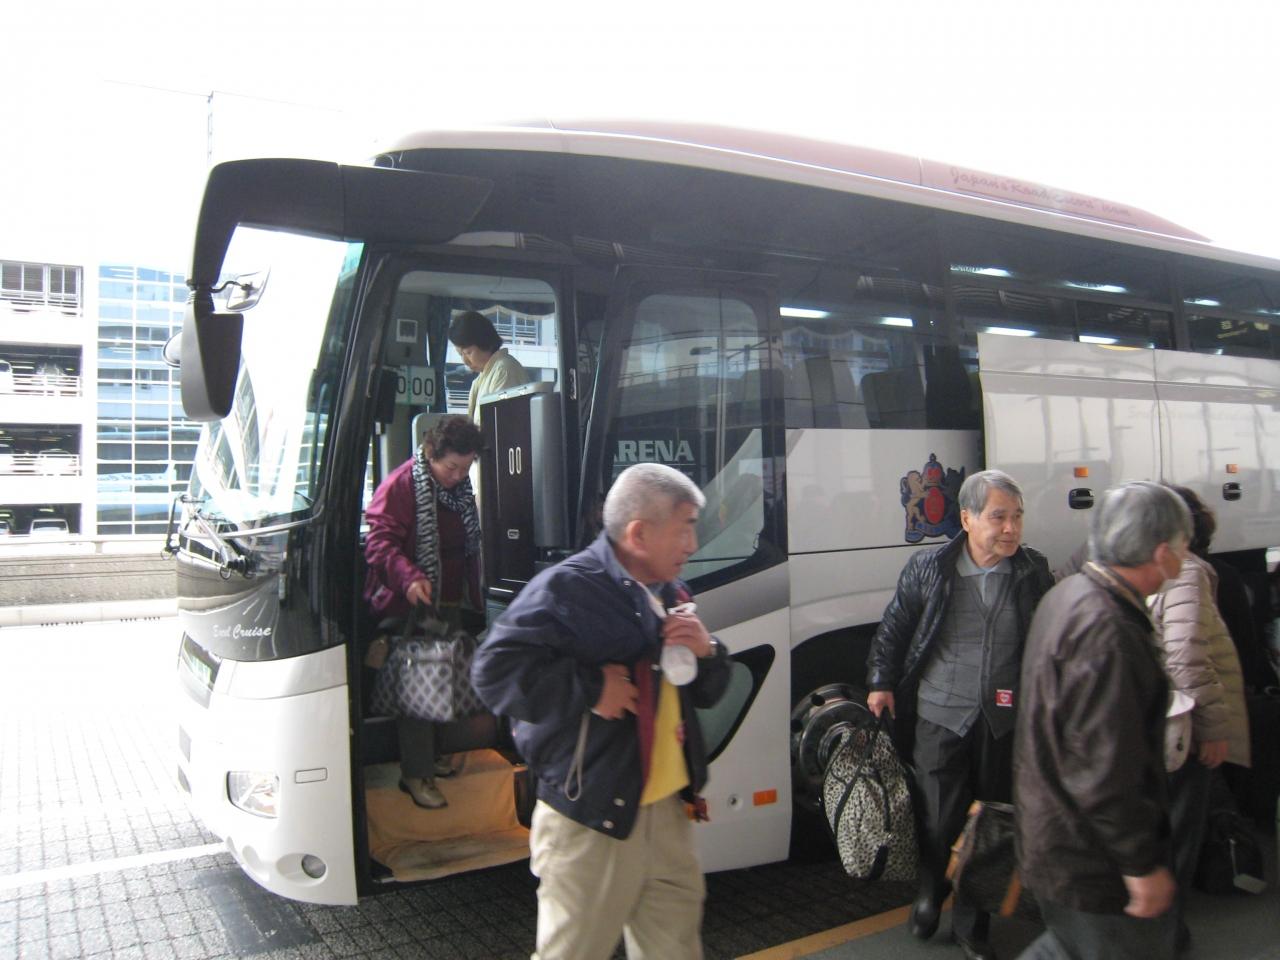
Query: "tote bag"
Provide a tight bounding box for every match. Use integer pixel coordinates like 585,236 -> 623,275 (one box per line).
822,715 -> 919,882
370,607 -> 485,723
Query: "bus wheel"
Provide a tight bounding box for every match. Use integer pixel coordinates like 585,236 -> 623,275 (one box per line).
789,682 -> 873,813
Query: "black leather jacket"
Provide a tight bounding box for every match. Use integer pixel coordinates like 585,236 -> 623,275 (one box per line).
865,533 -> 1054,693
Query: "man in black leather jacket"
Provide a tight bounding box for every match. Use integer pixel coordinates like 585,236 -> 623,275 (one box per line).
866,469 -> 1053,960
473,463 -> 730,960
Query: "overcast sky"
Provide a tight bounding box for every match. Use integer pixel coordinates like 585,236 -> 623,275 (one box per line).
6,0 -> 1280,267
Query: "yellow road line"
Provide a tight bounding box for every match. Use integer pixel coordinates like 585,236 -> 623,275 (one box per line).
736,904 -> 914,960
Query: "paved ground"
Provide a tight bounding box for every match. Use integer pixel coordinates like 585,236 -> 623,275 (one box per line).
1,616 -> 912,960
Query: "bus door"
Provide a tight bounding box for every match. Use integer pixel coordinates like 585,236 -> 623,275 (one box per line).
978,332 -> 1162,570
583,266 -> 791,872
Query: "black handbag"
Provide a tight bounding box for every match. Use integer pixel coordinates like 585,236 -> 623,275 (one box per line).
946,800 -> 1041,922
370,607 -> 485,723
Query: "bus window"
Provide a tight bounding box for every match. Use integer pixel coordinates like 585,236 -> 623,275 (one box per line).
944,220 -> 1171,304
606,288 -> 770,584
779,269 -> 973,430
1182,261 -> 1280,359
955,286 -> 1076,344
390,271 -> 558,412
1187,314 -> 1280,359
1182,262 -> 1280,321
370,270 -> 560,482
1075,302 -> 1172,349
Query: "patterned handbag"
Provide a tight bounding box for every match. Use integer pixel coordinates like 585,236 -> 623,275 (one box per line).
946,800 -> 1041,921
370,607 -> 485,723
823,715 -> 919,882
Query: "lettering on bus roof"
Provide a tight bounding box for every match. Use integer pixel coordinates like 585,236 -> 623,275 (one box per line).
537,119 -> 1210,243
918,160 -> 1205,240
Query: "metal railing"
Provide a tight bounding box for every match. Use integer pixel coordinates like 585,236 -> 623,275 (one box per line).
0,294 -> 81,317
0,453 -> 82,476
0,533 -> 166,555
0,373 -> 81,397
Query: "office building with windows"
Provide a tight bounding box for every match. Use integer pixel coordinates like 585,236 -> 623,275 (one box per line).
95,264 -> 194,535
0,256 -> 196,537
0,259 -> 93,535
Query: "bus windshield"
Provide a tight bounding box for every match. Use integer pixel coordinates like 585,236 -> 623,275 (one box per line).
188,228 -> 360,526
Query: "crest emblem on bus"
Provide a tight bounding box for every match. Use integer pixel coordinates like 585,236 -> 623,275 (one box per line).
900,454 -> 964,543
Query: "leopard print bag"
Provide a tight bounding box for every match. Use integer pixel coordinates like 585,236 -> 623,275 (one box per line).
822,719 -> 919,882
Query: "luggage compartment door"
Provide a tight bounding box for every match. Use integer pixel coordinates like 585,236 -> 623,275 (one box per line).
1155,349 -> 1280,552
979,334 -> 1160,570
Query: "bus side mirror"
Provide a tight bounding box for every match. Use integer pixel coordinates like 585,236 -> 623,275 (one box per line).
180,292 -> 243,420
162,333 -> 182,368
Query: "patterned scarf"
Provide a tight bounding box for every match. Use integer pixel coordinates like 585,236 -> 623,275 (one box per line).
411,447 -> 482,594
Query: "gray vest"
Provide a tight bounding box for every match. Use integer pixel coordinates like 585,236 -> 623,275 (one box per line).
916,565 -> 1022,738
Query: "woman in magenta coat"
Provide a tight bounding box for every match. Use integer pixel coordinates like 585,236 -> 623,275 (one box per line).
364,415 -> 485,809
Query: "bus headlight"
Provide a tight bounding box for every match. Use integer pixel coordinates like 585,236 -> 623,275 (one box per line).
227,771 -> 279,818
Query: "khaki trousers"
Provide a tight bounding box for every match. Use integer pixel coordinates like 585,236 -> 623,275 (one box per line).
529,796 -> 705,960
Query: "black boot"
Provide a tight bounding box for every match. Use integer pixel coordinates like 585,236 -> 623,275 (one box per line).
908,881 -> 946,940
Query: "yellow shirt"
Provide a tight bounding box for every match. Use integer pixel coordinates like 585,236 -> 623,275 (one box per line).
640,675 -> 690,805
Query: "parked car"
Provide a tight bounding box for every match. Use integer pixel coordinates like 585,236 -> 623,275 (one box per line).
34,448 -> 77,475
0,519 -> 11,536
29,517 -> 70,536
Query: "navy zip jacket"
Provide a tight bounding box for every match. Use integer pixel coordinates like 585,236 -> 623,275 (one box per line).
471,533 -> 731,839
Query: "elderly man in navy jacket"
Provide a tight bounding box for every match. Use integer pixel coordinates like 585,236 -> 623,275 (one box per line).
473,462 -> 731,960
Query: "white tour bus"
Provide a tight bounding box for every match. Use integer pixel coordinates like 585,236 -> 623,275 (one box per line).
171,119 -> 1280,905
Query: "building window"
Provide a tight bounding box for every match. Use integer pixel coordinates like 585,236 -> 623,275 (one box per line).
1,261 -> 82,314
94,261 -> 196,534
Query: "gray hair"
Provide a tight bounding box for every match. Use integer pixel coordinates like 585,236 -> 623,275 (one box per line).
1089,481 -> 1192,567
958,469 -> 1023,515
603,463 -> 706,541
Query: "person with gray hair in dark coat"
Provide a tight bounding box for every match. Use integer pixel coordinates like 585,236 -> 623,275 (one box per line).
866,469 -> 1053,960
472,463 -> 730,960
1015,480 -> 1192,960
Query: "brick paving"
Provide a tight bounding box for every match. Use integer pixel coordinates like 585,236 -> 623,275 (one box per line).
1,616 -> 911,960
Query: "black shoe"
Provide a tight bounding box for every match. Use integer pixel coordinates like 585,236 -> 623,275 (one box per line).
954,934 -> 998,960
908,890 -> 942,940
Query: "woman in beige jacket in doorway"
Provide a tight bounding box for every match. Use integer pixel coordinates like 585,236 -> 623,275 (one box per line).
1148,485 -> 1249,953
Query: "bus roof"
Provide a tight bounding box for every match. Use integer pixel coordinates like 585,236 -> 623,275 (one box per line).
382,119 -> 1280,273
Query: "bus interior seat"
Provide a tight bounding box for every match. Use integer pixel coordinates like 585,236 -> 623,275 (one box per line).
783,358 -> 815,427
412,411 -> 449,451
806,355 -> 863,428
862,365 -> 926,428
923,344 -> 978,429
724,367 -> 782,419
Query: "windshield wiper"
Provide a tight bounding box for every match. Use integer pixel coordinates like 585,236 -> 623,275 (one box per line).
168,494 -> 252,579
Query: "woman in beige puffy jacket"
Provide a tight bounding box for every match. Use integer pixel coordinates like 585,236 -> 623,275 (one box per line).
1148,485 -> 1249,952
